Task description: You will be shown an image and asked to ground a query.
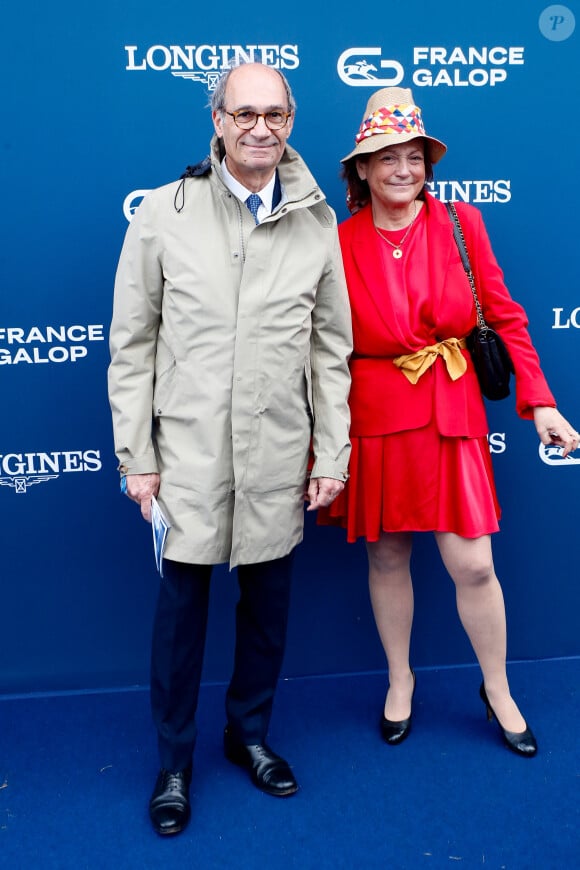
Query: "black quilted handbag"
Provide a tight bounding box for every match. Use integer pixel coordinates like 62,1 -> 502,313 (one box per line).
446,202 -> 514,401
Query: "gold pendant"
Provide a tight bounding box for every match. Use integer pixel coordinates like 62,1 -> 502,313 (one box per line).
393,248 -> 403,259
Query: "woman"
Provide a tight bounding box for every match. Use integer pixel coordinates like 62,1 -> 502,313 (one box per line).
320,87 -> 579,756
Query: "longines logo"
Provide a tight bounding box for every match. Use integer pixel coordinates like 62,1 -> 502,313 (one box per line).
488,432 -> 506,454
0,450 -> 103,494
338,45 -> 524,88
125,44 -> 299,89
538,444 -> 580,466
428,179 -> 511,204
124,180 -> 512,222
552,307 -> 580,329
0,325 -> 104,366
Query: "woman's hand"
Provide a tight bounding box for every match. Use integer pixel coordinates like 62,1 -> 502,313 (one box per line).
533,407 -> 580,458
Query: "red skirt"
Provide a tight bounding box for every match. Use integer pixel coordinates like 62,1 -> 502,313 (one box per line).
319,423 -> 500,542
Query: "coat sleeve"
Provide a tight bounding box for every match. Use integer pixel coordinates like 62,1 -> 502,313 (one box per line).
107,193 -> 163,474
309,227 -> 353,480
456,202 -> 556,419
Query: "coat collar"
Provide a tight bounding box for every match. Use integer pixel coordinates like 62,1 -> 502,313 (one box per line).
208,135 -> 328,215
175,137 -> 328,217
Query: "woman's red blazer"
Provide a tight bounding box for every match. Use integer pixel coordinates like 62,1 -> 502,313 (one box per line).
339,193 -> 555,439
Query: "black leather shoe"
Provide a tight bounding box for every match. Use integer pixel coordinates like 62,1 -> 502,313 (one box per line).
380,669 -> 416,745
223,727 -> 298,796
149,766 -> 192,836
479,683 -> 537,757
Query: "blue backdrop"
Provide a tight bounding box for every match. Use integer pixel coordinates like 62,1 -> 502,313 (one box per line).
2,1 -> 578,693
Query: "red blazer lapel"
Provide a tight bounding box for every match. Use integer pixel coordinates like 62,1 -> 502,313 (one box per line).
344,206 -> 410,348
423,194 -> 464,328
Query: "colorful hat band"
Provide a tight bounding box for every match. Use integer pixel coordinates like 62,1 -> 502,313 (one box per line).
355,104 -> 426,145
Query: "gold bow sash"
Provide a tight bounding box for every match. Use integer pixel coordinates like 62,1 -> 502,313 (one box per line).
393,337 -> 468,384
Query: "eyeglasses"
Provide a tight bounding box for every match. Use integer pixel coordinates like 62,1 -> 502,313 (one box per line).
225,110 -> 292,130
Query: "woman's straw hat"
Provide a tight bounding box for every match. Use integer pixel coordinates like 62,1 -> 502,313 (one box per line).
341,86 -> 447,164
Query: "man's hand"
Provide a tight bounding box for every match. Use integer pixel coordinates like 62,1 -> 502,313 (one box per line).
305,476 -> 345,512
124,473 -> 160,522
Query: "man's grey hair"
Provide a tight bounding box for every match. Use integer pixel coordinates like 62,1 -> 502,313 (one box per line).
210,62 -> 297,115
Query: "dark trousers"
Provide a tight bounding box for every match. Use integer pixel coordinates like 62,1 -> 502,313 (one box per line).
150,552 -> 294,771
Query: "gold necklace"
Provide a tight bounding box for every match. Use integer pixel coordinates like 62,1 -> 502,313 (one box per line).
374,201 -> 418,259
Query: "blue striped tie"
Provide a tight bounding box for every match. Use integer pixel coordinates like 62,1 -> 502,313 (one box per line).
245,193 -> 262,224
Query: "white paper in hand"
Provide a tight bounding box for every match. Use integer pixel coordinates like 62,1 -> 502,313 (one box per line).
151,495 -> 170,576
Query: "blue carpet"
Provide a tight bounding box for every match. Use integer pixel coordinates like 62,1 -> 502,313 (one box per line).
1,659 -> 578,869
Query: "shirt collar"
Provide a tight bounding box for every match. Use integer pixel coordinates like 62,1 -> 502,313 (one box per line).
220,158 -> 277,214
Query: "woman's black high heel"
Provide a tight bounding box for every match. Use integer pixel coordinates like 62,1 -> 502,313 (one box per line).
380,670 -> 416,745
479,683 -> 537,757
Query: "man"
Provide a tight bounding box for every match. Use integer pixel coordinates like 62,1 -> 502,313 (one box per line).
108,62 -> 352,836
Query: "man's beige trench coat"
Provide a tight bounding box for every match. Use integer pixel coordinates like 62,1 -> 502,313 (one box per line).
108,137 -> 352,567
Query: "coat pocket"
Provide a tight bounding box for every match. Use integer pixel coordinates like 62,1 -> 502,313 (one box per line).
304,360 -> 314,426
153,350 -> 177,416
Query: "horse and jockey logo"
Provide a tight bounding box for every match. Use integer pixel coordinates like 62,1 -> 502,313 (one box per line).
343,59 -> 378,80
337,48 -> 404,87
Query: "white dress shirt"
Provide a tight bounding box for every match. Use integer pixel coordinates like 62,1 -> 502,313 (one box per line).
220,158 -> 279,223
